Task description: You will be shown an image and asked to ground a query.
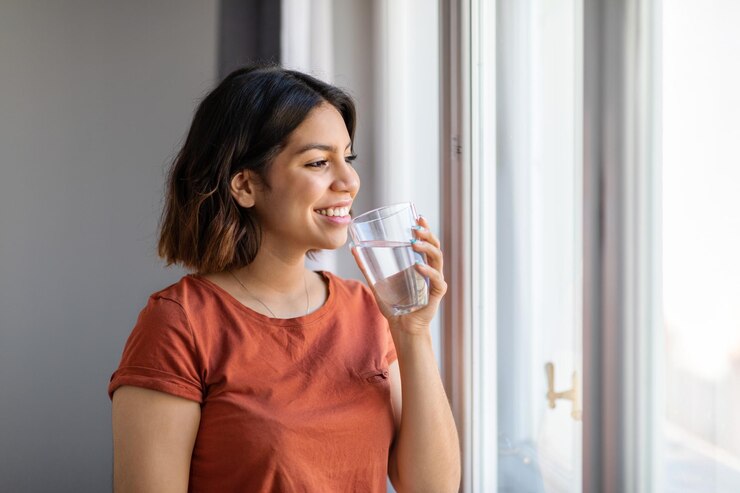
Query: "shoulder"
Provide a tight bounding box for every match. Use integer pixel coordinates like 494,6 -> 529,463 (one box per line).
128,276 -> 199,332
322,271 -> 380,313
130,275 -> 216,333
324,271 -> 370,297
145,274 -> 211,311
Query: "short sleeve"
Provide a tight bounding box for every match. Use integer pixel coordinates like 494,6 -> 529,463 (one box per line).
356,280 -> 398,367
385,323 -> 397,366
108,296 -> 204,403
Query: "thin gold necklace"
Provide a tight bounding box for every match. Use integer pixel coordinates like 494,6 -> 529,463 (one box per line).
228,269 -> 309,318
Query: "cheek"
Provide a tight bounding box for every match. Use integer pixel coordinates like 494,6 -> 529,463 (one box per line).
352,169 -> 361,192
289,179 -> 326,209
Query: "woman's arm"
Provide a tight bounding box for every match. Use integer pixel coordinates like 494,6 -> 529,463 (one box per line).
353,216 -> 461,492
387,344 -> 461,492
386,330 -> 460,493
112,386 -> 201,493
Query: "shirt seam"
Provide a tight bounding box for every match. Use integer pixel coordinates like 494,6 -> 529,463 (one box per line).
113,365 -> 203,393
155,295 -> 206,394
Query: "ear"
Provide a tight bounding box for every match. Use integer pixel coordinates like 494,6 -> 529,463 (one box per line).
230,170 -> 258,208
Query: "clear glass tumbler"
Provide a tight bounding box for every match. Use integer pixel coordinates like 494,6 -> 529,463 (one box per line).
349,202 -> 430,315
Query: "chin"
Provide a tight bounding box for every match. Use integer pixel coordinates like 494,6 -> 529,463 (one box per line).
321,241 -> 347,252
319,234 -> 349,251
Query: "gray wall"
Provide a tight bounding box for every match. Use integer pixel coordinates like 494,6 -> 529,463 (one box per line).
0,1 -> 218,490
218,0 -> 281,79
0,1 -> 383,490
331,0 -> 378,280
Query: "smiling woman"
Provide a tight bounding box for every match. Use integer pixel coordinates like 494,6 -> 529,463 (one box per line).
107,65 -> 460,492
156,66 -> 358,274
227,101 -> 360,252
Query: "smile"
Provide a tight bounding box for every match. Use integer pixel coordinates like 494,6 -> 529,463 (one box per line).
314,206 -> 350,217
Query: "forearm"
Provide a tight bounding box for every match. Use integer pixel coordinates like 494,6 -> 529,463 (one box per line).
389,327 -> 461,493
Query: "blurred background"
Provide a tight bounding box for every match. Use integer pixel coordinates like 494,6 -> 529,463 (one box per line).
0,0 -> 738,492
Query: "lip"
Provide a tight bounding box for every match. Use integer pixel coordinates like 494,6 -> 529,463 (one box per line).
315,212 -> 352,225
313,200 -> 353,210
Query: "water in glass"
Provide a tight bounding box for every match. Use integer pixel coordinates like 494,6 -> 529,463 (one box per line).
354,240 -> 429,315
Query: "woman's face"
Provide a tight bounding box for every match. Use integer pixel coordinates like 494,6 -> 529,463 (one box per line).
251,102 -> 360,254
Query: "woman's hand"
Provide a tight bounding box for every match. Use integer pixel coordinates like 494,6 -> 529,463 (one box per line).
351,215 -> 447,335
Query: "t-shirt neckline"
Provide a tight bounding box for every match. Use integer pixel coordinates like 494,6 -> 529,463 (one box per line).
187,270 -> 336,327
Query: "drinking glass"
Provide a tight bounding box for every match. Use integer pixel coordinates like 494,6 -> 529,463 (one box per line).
349,202 -> 429,315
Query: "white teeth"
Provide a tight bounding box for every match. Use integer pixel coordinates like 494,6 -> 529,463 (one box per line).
315,206 -> 350,217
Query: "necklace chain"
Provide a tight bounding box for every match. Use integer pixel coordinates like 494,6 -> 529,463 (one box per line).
228,269 -> 309,318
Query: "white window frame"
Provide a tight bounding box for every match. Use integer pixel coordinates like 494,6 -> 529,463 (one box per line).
442,0 -> 661,491
439,0 -> 471,490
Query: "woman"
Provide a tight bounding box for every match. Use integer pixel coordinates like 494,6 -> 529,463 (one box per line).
109,65 -> 460,492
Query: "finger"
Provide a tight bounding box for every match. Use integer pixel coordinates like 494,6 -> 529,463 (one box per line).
414,261 -> 448,299
411,239 -> 443,271
411,239 -> 444,272
413,218 -> 441,249
417,215 -> 433,235
412,226 -> 441,249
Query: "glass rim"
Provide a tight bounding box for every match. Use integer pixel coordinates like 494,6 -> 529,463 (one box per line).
350,202 -> 417,225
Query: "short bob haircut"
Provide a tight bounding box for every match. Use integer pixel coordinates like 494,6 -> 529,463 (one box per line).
157,64 -> 357,274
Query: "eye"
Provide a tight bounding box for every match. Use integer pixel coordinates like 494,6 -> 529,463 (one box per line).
345,154 -> 358,165
305,160 -> 329,168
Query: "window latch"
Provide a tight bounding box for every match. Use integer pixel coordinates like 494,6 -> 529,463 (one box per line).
545,362 -> 582,421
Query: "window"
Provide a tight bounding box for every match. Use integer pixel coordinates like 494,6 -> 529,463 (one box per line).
662,1 -> 740,490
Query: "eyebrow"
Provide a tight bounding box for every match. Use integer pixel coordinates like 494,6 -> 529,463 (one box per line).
295,142 -> 353,155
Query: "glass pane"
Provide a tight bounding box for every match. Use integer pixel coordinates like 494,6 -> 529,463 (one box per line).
662,1 -> 740,491
495,0 -> 582,491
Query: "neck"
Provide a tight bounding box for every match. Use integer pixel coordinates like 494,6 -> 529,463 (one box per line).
231,238 -> 310,296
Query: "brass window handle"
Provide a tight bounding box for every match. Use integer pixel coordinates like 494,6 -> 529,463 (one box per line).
545,362 -> 582,421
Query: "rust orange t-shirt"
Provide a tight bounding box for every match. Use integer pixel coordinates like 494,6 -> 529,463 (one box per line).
108,271 -> 397,492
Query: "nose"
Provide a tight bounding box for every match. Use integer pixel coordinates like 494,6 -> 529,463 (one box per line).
330,160 -> 360,195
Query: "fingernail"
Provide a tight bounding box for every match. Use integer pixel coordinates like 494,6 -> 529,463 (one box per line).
411,225 -> 425,231
410,238 -> 418,244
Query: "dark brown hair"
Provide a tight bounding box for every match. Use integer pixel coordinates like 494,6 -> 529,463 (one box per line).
157,64 -> 356,274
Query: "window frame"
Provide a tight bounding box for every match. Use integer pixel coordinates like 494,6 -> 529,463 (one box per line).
441,0 -> 661,491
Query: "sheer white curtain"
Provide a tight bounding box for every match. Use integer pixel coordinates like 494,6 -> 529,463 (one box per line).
281,1 -> 442,351
281,0 -> 337,273
281,0 -> 334,80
